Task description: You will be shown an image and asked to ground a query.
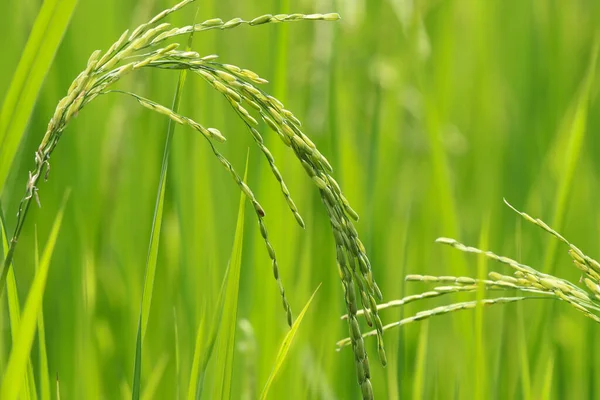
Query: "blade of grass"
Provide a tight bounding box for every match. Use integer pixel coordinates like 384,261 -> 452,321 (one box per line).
260,284 -> 321,400
0,0 -> 79,194
141,354 -> 169,400
174,308 -> 180,399
541,353 -> 554,399
186,315 -> 206,400
0,193 -> 68,400
194,261 -> 230,399
517,304 -> 531,400
212,154 -> 249,400
34,228 -> 51,400
412,321 -> 429,400
131,6 -> 201,398
0,206 -> 37,400
475,215 -> 490,400
132,317 -> 142,400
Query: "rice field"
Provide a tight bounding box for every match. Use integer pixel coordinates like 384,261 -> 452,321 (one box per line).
1,0 -> 600,398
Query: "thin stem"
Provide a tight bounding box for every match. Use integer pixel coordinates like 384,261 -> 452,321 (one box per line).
0,143 -> 51,296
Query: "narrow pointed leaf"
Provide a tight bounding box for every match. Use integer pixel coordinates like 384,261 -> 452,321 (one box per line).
1,208 -> 37,400
212,155 -> 249,400
0,0 -> 79,194
0,195 -> 68,400
260,284 -> 321,400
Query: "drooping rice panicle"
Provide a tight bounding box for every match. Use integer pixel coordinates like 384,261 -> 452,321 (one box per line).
0,0 -> 385,399
187,58 -> 388,378
339,200 -> 600,357
503,199 -> 600,285
1,4 -> 381,399
191,65 -> 305,229
343,276 -> 600,320
336,296 -> 550,349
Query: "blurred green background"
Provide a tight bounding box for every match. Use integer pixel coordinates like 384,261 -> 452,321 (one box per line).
2,0 -> 600,398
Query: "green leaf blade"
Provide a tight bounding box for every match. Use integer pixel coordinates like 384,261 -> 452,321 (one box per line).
212,155 -> 249,400
0,208 -> 37,400
0,196 -> 67,400
260,284 -> 321,400
0,0 -> 79,195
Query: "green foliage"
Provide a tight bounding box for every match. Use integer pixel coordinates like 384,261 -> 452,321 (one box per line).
260,284 -> 320,399
0,0 -> 79,194
0,211 -> 37,399
0,195 -> 67,400
211,156 -> 247,400
1,0 -> 600,399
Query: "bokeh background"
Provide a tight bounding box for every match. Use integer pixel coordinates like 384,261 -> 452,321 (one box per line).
2,0 -> 600,398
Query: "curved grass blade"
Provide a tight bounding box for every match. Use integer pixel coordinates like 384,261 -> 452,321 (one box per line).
0,0 -> 79,194
0,207 -> 37,400
131,7 -> 201,398
260,284 -> 321,400
212,154 -> 249,400
0,193 -> 68,400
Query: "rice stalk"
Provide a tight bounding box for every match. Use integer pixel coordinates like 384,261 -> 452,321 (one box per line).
0,2 -> 383,397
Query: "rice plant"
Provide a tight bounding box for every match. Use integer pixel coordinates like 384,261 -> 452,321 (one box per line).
0,0 -> 385,397
338,199 -> 600,349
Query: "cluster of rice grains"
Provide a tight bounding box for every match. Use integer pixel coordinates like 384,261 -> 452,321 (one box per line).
337,199 -> 600,354
3,1 -> 386,398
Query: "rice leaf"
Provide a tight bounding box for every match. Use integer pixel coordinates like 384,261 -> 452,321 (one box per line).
212,154 -> 249,400
140,354 -> 169,400
0,0 -> 79,194
517,304 -> 531,400
475,216 -> 490,400
186,315 -> 206,400
411,321 -> 429,400
174,309 -> 181,399
131,317 -> 142,400
0,207 -> 37,400
0,194 -> 67,400
132,6 -> 200,397
34,228 -> 51,400
193,260 -> 230,399
541,353 -> 554,399
260,284 -> 321,400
